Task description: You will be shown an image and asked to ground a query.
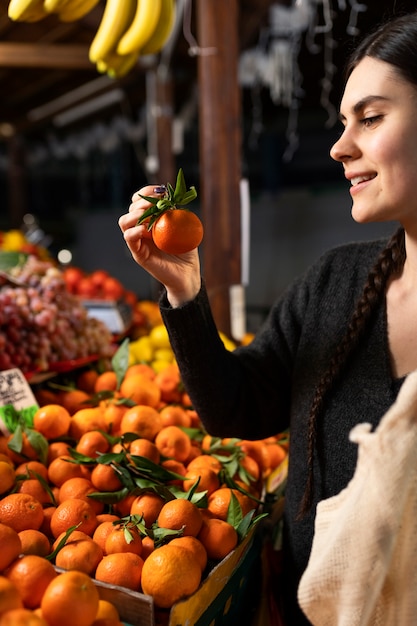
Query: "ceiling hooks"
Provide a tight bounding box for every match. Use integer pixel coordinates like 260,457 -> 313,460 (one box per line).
346,0 -> 367,36
182,0 -> 217,57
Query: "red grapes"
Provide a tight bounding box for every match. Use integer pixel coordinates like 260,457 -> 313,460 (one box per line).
0,256 -> 114,374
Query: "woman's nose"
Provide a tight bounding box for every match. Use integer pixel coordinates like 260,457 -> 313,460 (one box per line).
330,128 -> 359,163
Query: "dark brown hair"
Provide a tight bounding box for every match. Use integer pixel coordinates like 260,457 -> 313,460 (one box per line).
345,12 -> 417,87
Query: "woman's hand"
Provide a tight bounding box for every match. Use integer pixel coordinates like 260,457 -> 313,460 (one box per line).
118,185 -> 202,307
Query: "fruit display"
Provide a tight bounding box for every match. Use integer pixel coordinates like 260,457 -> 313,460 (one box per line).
7,0 -> 176,78
0,336 -> 288,623
137,168 -> 203,255
0,255 -> 114,374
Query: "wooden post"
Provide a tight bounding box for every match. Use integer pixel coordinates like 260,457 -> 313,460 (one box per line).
7,134 -> 27,228
155,67 -> 175,185
196,0 -> 242,337
146,67 -> 175,185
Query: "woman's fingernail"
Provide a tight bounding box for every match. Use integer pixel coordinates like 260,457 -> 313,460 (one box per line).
153,185 -> 167,194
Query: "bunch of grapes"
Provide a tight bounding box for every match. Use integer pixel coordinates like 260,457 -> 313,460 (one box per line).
0,256 -> 114,374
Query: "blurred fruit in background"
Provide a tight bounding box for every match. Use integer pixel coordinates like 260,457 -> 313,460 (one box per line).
0,229 -> 51,259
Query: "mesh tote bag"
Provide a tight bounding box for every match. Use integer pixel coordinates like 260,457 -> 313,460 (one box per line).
297,369 -> 417,626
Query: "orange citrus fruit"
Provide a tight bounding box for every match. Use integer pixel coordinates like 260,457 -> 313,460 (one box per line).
94,552 -> 144,591
58,390 -> 92,415
41,570 -> 100,626
160,459 -> 187,486
5,434 -> 37,465
104,524 -> 143,556
0,523 -> 22,570
120,405 -> 163,440
51,530 -> 92,552
70,407 -> 108,440
0,576 -> 23,614
50,498 -> 98,539
55,538 -> 103,575
186,453 -> 222,474
32,405 -> 71,440
129,492 -> 165,527
101,401 -> 128,436
90,463 -> 123,492
0,608 -> 48,625
76,369 -> 99,394
207,487 -> 255,521
47,455 -> 85,488
94,371 -> 118,393
0,461 -> 16,495
92,521 -> 117,553
75,431 -> 110,459
16,478 -> 54,507
124,363 -> 155,380
0,494 -> 44,533
182,467 -> 220,496
154,425 -> 192,462
141,543 -> 202,608
90,463 -> 122,491
128,438 -> 160,464
94,599 -> 120,622
157,498 -> 203,537
4,554 -> 57,609
197,517 -> 238,560
158,405 -> 191,428
237,440 -> 271,476
119,374 -> 161,408
57,477 -> 104,515
141,536 -> 155,560
46,442 -> 71,465
18,529 -> 51,557
152,209 -> 203,255
14,461 -> 48,482
169,536 -> 208,572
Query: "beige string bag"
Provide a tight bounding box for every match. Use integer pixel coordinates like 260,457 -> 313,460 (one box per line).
297,369 -> 417,626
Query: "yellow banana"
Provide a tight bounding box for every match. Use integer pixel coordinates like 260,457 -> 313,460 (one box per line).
58,0 -> 101,22
117,0 -> 162,56
89,0 -> 137,63
8,0 -> 48,21
43,0 -> 71,13
141,0 -> 175,55
97,49 -> 140,78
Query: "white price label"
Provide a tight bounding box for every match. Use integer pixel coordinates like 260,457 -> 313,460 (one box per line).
0,368 -> 38,411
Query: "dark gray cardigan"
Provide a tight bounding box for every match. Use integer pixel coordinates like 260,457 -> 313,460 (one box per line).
160,237 -> 403,624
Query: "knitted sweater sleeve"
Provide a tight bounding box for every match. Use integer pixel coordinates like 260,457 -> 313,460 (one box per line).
159,266 -> 314,441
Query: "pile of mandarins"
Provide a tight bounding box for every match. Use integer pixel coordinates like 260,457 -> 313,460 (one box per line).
0,358 -> 288,625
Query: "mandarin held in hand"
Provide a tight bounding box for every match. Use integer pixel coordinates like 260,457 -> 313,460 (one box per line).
137,168 -> 203,255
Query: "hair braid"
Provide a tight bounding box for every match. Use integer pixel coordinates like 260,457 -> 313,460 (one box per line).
298,227 -> 406,518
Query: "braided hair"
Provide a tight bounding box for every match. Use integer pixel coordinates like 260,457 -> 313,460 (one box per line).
298,227 -> 406,517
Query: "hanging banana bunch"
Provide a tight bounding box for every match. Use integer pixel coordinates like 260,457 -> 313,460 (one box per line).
92,0 -> 176,77
7,0 -> 177,78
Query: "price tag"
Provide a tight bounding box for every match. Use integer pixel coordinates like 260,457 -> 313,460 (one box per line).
0,369 -> 38,435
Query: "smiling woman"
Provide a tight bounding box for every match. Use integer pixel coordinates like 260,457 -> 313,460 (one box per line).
118,10 -> 417,625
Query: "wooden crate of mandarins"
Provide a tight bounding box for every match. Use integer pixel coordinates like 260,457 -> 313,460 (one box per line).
88,523 -> 259,626
0,351 -> 288,626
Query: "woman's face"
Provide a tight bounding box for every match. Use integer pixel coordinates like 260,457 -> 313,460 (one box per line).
330,56 -> 417,228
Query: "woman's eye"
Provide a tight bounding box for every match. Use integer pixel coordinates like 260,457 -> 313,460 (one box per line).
361,115 -> 382,127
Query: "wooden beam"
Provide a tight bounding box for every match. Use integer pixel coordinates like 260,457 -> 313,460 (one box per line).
0,43 -> 91,69
196,0 -> 242,337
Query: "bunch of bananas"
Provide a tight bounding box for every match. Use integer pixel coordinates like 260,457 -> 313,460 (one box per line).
7,0 -> 176,77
